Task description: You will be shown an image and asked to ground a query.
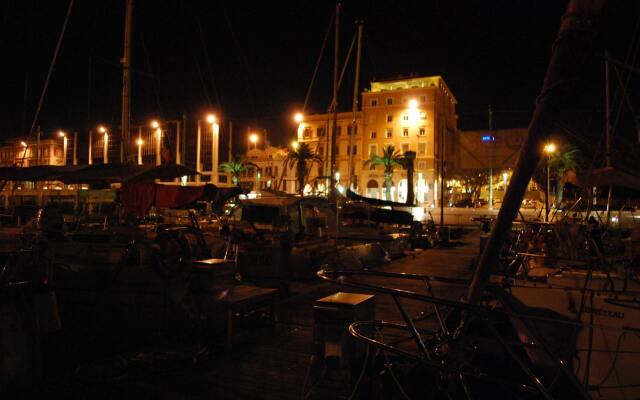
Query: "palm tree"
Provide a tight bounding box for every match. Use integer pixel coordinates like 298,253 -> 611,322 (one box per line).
549,147 -> 581,206
284,142 -> 323,195
363,145 -> 404,201
219,158 -> 257,186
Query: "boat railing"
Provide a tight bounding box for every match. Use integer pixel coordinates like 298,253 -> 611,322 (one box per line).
317,268 -> 604,399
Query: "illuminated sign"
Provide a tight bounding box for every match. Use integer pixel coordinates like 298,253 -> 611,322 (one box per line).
482,135 -> 495,142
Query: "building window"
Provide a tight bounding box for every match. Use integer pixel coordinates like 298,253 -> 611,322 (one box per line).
403,114 -> 409,121
334,126 -> 342,136
370,130 -> 377,139
386,97 -> 393,106
369,144 -> 377,157
402,128 -> 409,137
418,160 -> 427,170
386,114 -> 393,123
418,143 -> 426,155
419,127 -> 426,136
347,125 -> 358,135
371,99 -> 378,107
420,112 -> 427,120
401,143 -> 409,153
385,129 -> 392,138
352,145 -> 357,155
303,127 -> 312,138
317,127 -> 325,137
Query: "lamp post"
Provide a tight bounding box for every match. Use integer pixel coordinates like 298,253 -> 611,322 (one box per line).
98,126 -> 108,164
207,114 -> 219,184
58,131 -> 67,166
151,120 -> 161,166
249,133 -> 258,150
137,138 -> 144,165
544,143 -> 556,222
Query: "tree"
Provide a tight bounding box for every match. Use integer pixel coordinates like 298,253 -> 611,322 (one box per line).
363,145 -> 404,201
219,158 -> 257,186
548,147 -> 581,206
452,169 -> 490,202
284,142 -> 323,195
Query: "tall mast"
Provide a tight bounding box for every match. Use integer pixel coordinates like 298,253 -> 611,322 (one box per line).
329,3 -> 340,185
348,21 -> 363,191
120,0 -> 133,163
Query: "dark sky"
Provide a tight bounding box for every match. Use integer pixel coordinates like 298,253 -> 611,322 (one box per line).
0,1 -> 638,157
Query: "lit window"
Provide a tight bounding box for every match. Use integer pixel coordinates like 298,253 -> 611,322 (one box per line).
402,128 -> 409,137
371,99 -> 378,107
418,160 -> 427,170
386,114 -> 393,123
303,127 -> 312,138
418,143 -> 426,155
386,97 -> 393,106
420,112 -> 427,120
385,129 -> 392,138
370,130 -> 377,139
419,127 -> 426,136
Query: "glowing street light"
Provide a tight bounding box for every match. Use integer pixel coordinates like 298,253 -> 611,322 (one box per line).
151,120 -> 161,166
20,141 -> 27,148
58,131 -> 68,165
249,133 -> 259,150
544,142 -> 556,222
294,113 -> 303,123
137,137 -> 144,165
291,140 -> 299,150
97,126 -> 109,163
408,99 -> 418,110
207,113 -> 219,184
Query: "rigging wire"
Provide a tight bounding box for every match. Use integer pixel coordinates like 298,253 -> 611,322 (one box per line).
302,13 -> 335,113
17,0 -> 75,167
193,5 -> 222,110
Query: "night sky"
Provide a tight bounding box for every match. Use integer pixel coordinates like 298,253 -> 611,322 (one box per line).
0,1 -> 638,160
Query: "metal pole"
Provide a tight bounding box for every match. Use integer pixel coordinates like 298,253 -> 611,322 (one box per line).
72,131 -> 77,165
546,155 -> 550,222
465,0 -> 605,306
196,120 -> 202,182
120,0 -> 133,163
36,127 -> 41,166
88,129 -> 92,165
489,104 -> 493,209
176,120 -> 181,165
155,128 -> 161,166
440,125 -> 445,227
329,3 -> 340,188
228,120 -> 233,183
103,132 -> 109,164
348,21 -> 363,191
211,122 -> 219,184
62,137 -> 68,166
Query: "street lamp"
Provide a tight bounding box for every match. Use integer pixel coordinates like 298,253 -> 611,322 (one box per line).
136,138 -> 144,165
291,140 -> 299,150
206,113 -> 219,184
58,131 -> 67,166
544,142 -> 556,222
98,126 -> 109,164
249,133 -> 258,150
294,113 -> 303,123
151,120 -> 161,166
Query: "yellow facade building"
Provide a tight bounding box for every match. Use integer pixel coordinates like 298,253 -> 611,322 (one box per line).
298,75 -> 457,205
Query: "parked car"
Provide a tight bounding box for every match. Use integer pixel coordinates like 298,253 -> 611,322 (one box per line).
452,198 -> 474,208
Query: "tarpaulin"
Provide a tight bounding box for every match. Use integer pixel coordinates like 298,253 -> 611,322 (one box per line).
121,181 -> 209,217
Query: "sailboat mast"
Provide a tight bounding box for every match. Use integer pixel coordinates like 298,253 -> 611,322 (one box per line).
348,21 -> 363,191
120,0 -> 133,164
330,3 -> 340,184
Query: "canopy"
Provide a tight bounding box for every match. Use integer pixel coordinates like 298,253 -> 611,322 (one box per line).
565,167 -> 640,191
